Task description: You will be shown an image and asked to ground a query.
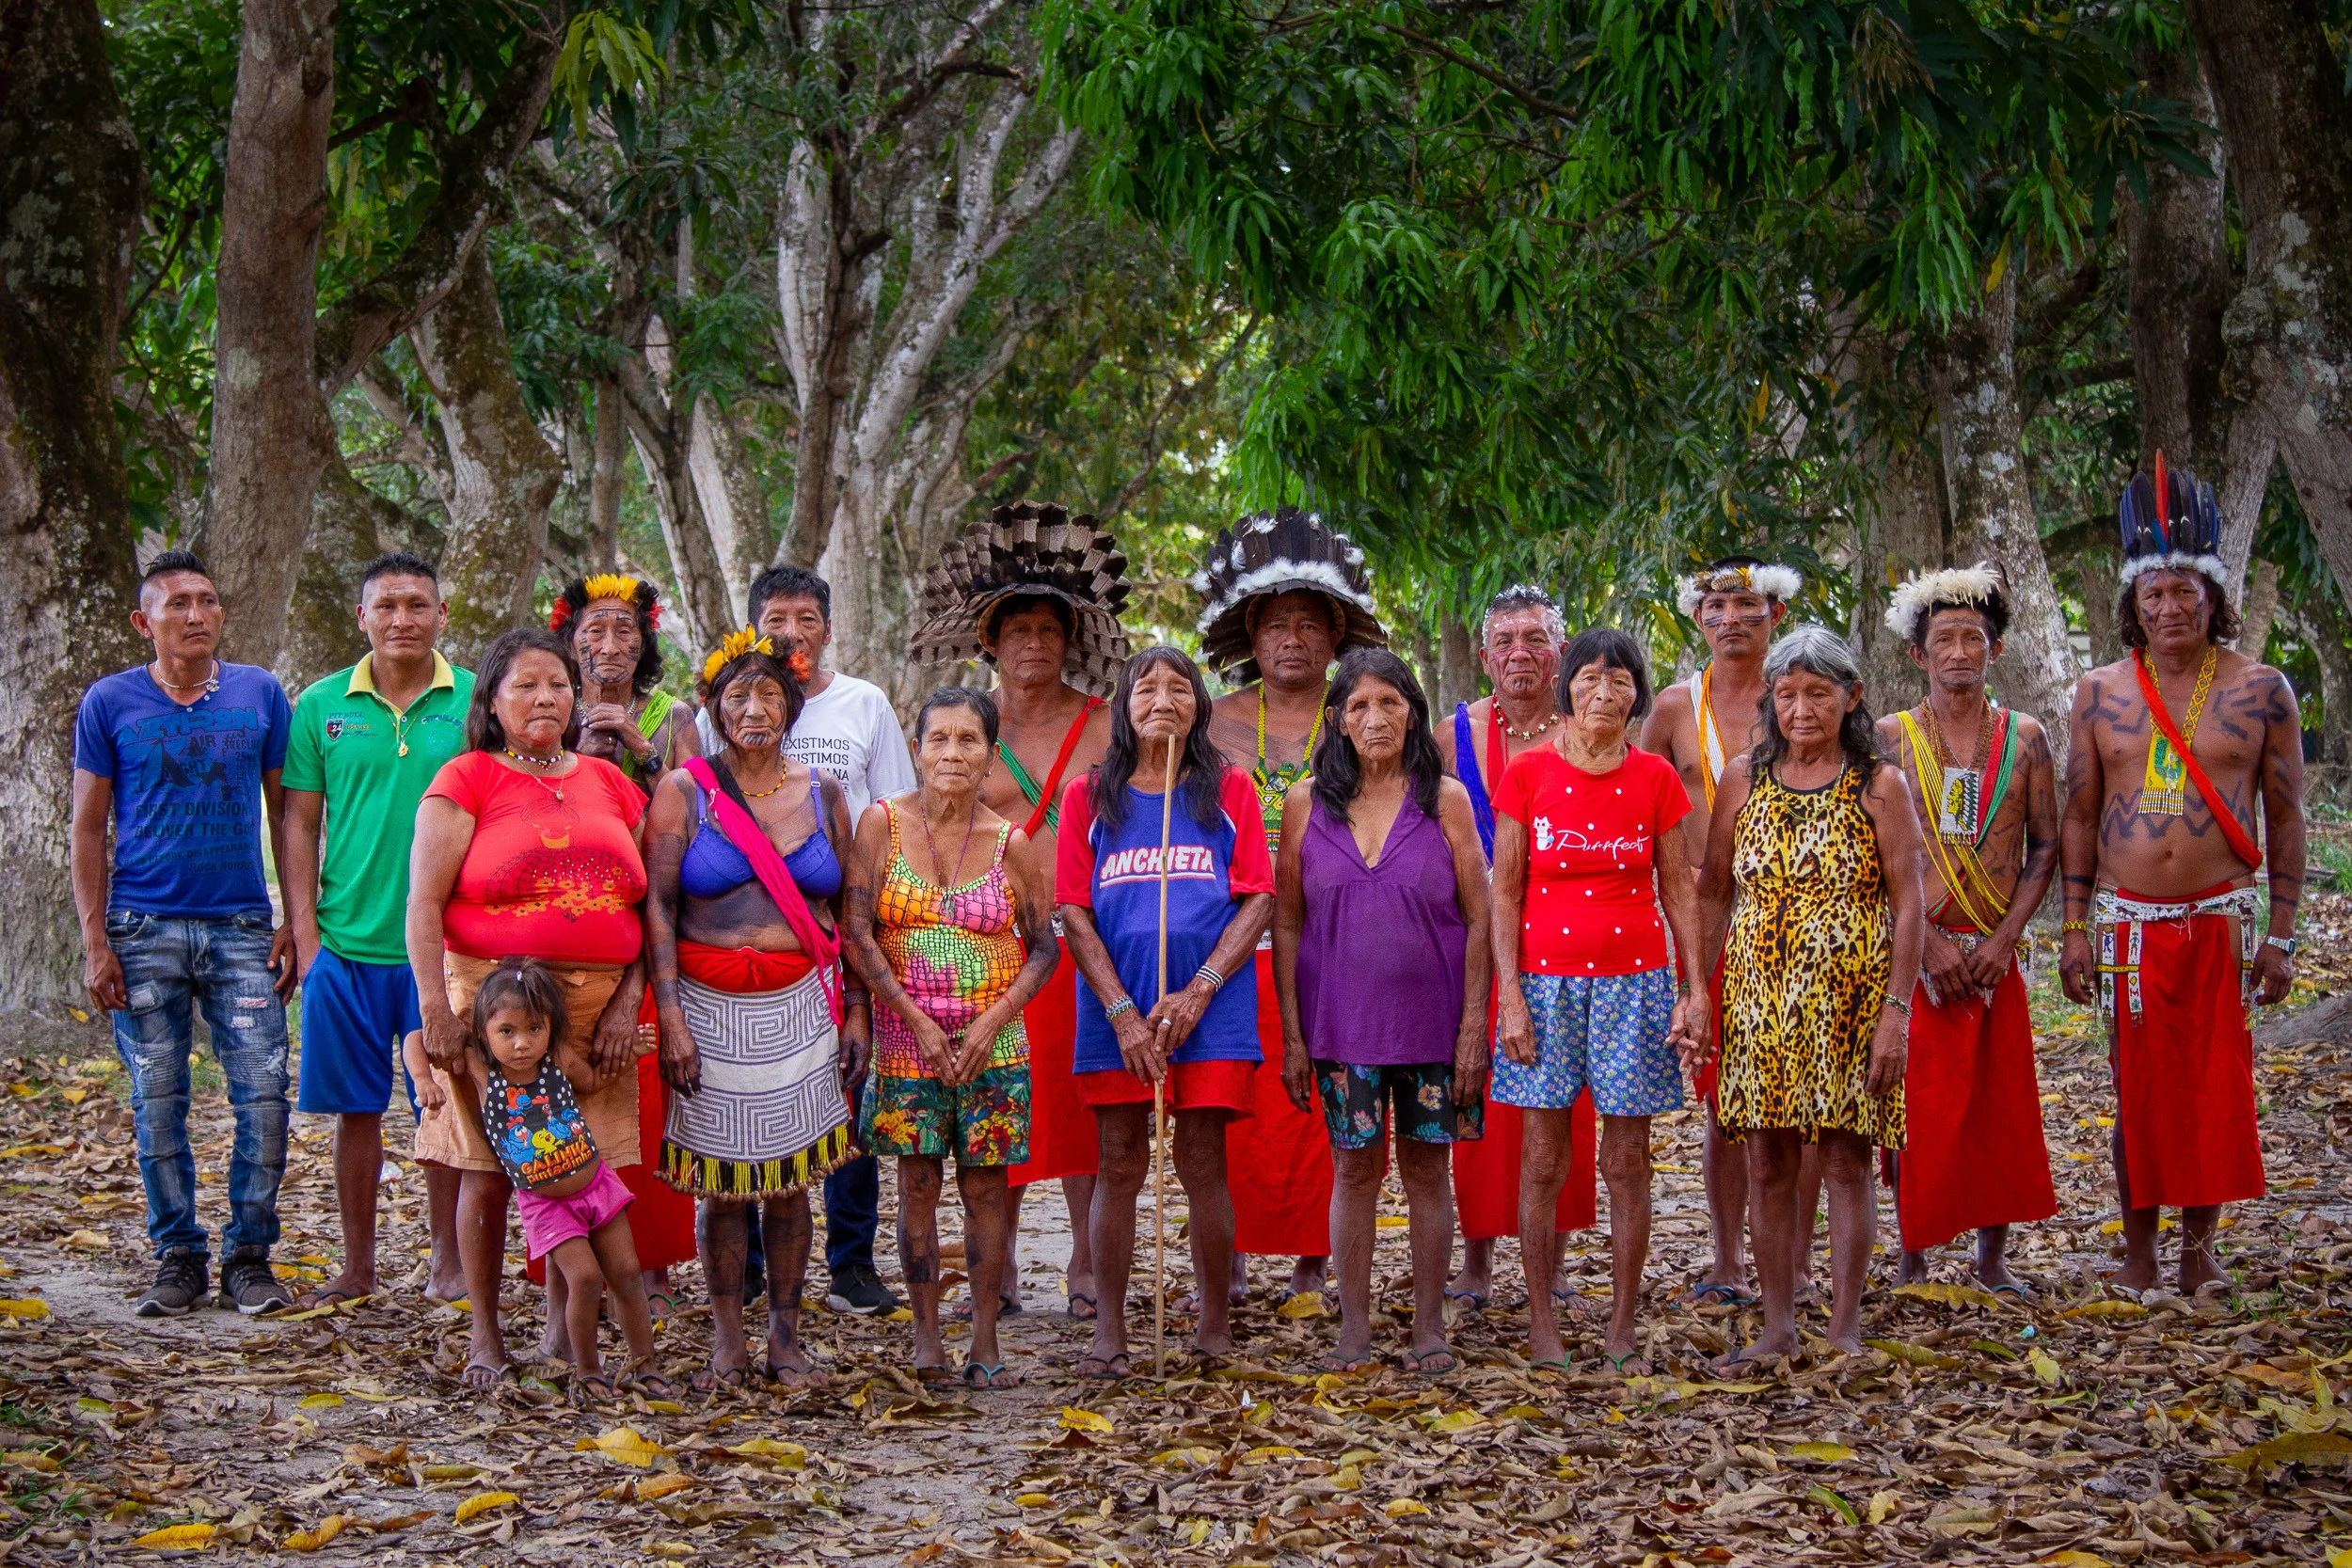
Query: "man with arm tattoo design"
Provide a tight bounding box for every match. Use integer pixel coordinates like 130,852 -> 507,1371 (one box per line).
2058,456 -> 2307,1298
1871,565 -> 2059,1294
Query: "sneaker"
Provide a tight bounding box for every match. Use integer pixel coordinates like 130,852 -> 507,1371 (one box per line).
826,1262 -> 901,1316
216,1246 -> 294,1315
135,1248 -> 210,1319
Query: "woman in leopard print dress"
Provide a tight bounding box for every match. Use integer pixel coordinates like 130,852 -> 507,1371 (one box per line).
1693,626 -> 1925,1368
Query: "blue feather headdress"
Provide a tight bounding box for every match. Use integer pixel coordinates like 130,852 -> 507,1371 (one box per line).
2118,451 -> 2228,591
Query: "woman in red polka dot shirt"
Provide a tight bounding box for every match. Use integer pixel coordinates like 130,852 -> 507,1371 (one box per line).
1491,628 -> 1709,1376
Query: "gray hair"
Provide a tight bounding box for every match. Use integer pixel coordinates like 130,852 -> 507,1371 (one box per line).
1480,584 -> 1565,647
1761,623 -> 1864,689
1755,624 -> 1881,775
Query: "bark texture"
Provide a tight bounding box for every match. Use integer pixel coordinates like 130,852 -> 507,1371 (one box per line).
590,377 -> 623,570
281,428 -> 403,687
1436,614 -> 1479,715
775,0 -> 1080,680
0,0 -> 148,1011
2186,0 -> 2352,612
411,245 -> 564,664
1854,431 -> 1947,720
204,0 -> 335,664
1928,269 -> 2079,763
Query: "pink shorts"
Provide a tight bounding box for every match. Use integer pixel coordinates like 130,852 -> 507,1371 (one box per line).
516,1162 -> 635,1260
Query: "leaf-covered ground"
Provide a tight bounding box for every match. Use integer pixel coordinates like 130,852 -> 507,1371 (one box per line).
1,907 -> 2349,1566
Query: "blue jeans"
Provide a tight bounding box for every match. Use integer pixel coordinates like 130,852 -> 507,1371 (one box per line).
823,1078 -> 879,1275
105,912 -> 290,1260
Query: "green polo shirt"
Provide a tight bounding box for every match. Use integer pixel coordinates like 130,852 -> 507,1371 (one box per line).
283,652 -> 475,964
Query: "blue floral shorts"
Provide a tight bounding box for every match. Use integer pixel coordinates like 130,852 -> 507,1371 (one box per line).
1492,969 -> 1681,1117
1312,1060 -> 1483,1149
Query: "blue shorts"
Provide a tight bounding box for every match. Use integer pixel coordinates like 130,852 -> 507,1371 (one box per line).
1492,969 -> 1681,1117
295,949 -> 424,1117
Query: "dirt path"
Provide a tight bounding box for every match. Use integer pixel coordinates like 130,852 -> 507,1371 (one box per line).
1,934 -> 2348,1565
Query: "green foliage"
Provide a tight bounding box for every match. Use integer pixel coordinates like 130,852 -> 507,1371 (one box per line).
1040,0 -> 2208,631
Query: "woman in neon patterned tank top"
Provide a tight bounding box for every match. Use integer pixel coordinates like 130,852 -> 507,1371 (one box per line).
843,689 -> 1059,1390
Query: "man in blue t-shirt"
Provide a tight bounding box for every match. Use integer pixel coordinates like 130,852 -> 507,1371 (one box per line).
71,550 -> 297,1320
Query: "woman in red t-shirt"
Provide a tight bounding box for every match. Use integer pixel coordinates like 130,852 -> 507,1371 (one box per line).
1492,628 -> 1708,1378
406,626 -> 653,1392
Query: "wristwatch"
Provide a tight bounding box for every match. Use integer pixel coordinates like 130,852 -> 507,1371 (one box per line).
2265,935 -> 2296,957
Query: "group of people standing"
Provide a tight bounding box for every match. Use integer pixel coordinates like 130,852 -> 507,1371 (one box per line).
70,450 -> 2304,1391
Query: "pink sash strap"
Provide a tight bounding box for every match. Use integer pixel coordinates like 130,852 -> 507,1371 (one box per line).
682,756 -> 845,1023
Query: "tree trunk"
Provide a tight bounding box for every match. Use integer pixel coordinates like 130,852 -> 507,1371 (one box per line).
2076,544 -> 2124,669
410,245 -> 564,664
2298,595 -> 2352,804
203,0 -> 335,664
1436,614 -> 1479,714
771,55 -> 1080,587
1854,433 -> 1946,719
2240,560 -> 2282,661
0,0 -> 148,1013
2186,0 -> 2352,618
688,396 -> 773,622
280,427 -> 404,689
590,377 -> 624,570
1929,268 -> 2080,760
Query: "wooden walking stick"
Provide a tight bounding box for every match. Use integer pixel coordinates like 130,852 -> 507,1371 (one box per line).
1152,728 -> 1178,1377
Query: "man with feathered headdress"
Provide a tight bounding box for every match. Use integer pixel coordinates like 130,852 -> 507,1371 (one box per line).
1641,554 -> 1806,1307
2058,454 -> 2306,1298
910,499 -> 1133,1320
551,573 -> 700,794
1871,562 -> 2059,1293
1193,506 -> 1389,1303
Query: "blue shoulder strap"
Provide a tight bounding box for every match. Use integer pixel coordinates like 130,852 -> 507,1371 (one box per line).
1454,702 -> 1496,863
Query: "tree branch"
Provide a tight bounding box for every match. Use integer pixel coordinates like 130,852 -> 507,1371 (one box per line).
311,3 -> 570,398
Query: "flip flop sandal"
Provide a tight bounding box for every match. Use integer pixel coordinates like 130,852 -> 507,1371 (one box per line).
689,1366 -> 751,1394
290,1287 -> 366,1313
962,1361 -> 1016,1389
1075,1352 -> 1132,1380
573,1373 -> 621,1405
627,1372 -> 684,1401
1527,1357 -> 1573,1377
1443,1288 -> 1491,1311
645,1290 -> 682,1318
1685,1282 -> 1758,1308
1986,1281 -> 2033,1301
1066,1292 -> 1098,1321
948,1292 -> 1024,1322
913,1363 -> 959,1386
1600,1351 -> 1651,1378
1311,1352 -> 1376,1374
1401,1346 -> 1458,1375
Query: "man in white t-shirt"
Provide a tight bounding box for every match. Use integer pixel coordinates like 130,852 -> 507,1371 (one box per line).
708,564 -> 917,1314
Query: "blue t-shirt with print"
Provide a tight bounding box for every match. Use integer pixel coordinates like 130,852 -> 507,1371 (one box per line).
73,662 -> 292,918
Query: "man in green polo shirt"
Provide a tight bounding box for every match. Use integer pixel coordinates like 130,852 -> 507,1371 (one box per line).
282,552 -> 474,1308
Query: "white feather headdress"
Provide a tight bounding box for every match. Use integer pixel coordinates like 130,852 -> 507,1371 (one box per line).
1674,562 -> 1804,619
1883,562 -> 2009,641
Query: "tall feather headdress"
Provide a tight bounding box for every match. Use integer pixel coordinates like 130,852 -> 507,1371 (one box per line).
910,501 -> 1133,697
2118,450 -> 2229,593
1191,507 -> 1388,682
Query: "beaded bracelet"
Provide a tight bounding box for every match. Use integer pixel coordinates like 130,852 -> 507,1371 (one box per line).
2059,919 -> 2090,934
1104,996 -> 1137,1021
1194,963 -> 1225,992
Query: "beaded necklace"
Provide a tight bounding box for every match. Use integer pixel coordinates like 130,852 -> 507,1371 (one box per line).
1252,684 -> 1325,856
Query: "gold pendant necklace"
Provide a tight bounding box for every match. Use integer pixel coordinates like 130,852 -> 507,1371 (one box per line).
1502,706 -> 1562,741
504,747 -> 570,802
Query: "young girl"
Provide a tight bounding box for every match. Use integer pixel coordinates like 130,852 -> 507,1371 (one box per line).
407,960 -> 673,1402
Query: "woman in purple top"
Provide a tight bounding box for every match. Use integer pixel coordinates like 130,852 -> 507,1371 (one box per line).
1274,648 -> 1492,1374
